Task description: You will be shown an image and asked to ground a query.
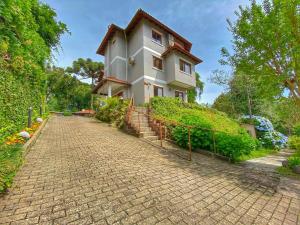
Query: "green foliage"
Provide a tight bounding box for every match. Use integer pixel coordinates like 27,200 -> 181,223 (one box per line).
0,0 -> 67,143
0,144 -> 23,193
66,58 -> 104,86
63,111 -> 72,116
221,0 -> 300,105
187,72 -> 204,103
95,97 -> 129,128
288,136 -> 300,152
46,66 -> 91,111
293,124 -> 300,136
237,148 -> 277,162
150,97 -> 257,161
288,156 -> 300,169
150,97 -> 242,134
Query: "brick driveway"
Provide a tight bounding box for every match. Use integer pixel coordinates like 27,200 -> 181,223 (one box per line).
0,116 -> 299,225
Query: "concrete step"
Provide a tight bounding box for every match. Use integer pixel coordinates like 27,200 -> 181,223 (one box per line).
131,118 -> 149,123
131,122 -> 149,127
144,135 -> 159,141
131,113 -> 148,117
140,131 -> 156,137
139,127 -> 153,132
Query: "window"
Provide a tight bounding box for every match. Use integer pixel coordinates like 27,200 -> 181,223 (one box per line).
179,59 -> 192,74
175,91 -> 184,101
152,30 -> 162,45
153,56 -> 163,70
154,85 -> 163,97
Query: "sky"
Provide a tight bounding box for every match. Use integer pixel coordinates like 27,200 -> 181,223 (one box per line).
43,0 -> 251,104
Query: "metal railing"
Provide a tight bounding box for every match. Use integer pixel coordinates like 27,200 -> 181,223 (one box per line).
125,102 -> 218,161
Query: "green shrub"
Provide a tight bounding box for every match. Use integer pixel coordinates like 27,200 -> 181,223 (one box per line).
288,136 -> 300,152
293,123 -> 300,136
151,97 -> 257,161
215,132 -> 256,161
0,144 -> 23,193
95,97 -> 129,128
172,115 -> 213,150
150,97 -> 242,134
63,111 -> 72,116
287,156 -> 300,169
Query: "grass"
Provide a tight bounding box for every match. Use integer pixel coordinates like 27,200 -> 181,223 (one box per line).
237,148 -> 277,162
0,144 -> 23,193
277,166 -> 300,180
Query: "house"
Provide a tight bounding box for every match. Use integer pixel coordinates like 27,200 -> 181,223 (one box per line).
92,9 -> 202,105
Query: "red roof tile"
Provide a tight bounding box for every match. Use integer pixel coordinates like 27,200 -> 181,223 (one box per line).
161,45 -> 203,64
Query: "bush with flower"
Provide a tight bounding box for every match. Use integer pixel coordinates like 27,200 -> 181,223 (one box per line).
241,115 -> 288,149
5,122 -> 41,146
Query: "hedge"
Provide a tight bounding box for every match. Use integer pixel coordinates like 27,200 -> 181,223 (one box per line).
150,97 -> 257,161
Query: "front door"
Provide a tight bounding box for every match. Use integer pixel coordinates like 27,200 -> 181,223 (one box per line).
175,91 -> 184,101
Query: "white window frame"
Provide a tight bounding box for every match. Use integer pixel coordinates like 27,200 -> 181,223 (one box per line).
153,84 -> 164,97
152,55 -> 164,71
179,58 -> 192,75
151,29 -> 163,46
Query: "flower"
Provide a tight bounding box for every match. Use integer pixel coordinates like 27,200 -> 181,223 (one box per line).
242,115 -> 287,149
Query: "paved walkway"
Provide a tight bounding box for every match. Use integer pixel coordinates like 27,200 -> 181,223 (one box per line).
0,116 -> 299,225
243,150 -> 295,172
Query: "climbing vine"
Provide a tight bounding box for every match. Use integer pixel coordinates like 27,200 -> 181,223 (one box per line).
0,0 -> 67,143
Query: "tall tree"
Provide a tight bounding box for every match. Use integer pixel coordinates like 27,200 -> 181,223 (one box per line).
66,58 -> 103,86
211,70 -> 260,117
220,0 -> 300,105
46,66 -> 91,111
66,58 -> 103,109
187,72 -> 204,103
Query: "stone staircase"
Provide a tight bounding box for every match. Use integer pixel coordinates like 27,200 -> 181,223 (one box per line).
129,106 -> 159,141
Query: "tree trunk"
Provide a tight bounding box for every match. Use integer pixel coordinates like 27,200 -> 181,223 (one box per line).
246,86 -> 253,118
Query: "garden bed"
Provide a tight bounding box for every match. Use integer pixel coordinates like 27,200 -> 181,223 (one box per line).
0,117 -> 49,193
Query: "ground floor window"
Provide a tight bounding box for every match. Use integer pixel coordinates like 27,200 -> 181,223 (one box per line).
175,91 -> 184,101
154,85 -> 163,97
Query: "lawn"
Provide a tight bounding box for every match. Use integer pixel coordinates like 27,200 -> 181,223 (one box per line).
237,148 -> 277,162
0,144 -> 23,193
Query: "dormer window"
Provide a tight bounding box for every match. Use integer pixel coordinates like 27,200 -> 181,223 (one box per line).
152,30 -> 162,45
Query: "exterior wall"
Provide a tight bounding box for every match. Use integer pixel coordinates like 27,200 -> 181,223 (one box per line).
101,18 -> 196,104
144,78 -> 188,103
173,52 -> 196,88
104,30 -> 127,80
131,79 -> 145,105
128,22 -> 145,83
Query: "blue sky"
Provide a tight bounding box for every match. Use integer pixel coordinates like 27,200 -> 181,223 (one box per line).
43,0 -> 250,104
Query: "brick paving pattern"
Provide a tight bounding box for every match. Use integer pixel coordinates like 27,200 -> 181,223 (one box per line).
0,116 -> 299,225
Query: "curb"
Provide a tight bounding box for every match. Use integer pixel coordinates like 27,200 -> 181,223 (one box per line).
22,116 -> 50,156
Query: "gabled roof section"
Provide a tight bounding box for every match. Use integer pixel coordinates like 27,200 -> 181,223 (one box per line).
97,9 -> 193,56
162,44 -> 203,65
97,24 -> 124,55
126,9 -> 192,51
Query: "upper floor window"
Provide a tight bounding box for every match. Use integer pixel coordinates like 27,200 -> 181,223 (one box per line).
179,59 -> 191,74
153,56 -> 163,70
152,30 -> 162,45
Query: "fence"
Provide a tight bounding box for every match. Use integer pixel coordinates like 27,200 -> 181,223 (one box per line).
125,98 -> 219,161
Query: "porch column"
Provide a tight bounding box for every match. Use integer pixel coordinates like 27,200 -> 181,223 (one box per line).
108,83 -> 112,98
184,90 -> 188,102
